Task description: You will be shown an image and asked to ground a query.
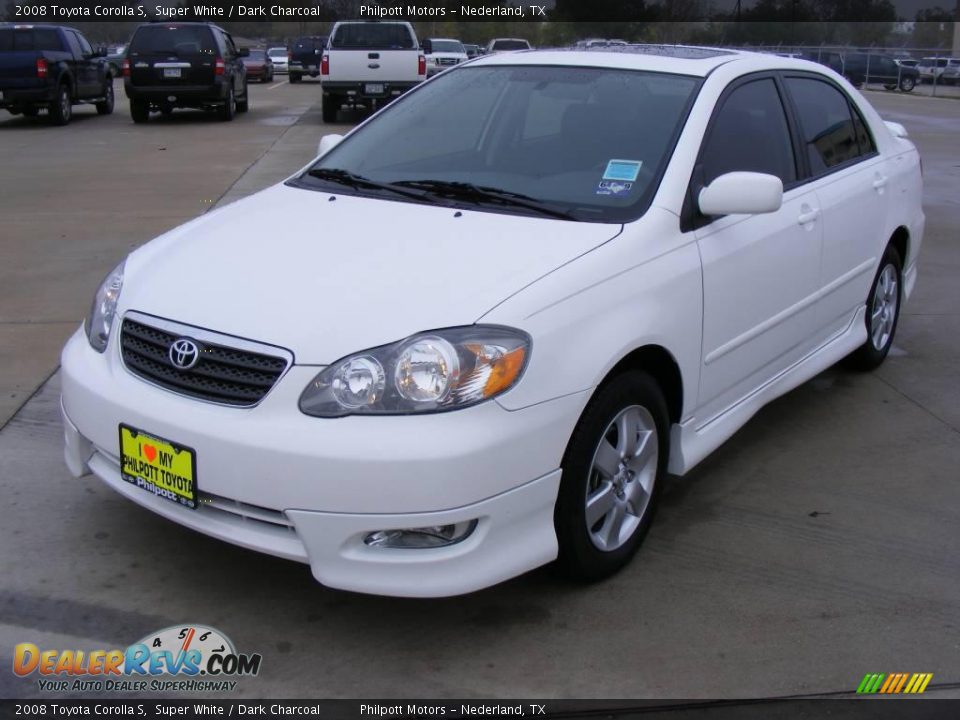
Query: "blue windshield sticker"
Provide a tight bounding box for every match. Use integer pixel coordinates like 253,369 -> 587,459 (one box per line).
596,181 -> 633,196
603,159 -> 643,182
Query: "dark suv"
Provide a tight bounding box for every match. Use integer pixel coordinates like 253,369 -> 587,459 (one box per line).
123,22 -> 250,122
842,52 -> 917,92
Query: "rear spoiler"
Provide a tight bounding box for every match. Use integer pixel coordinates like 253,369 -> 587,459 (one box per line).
884,120 -> 909,139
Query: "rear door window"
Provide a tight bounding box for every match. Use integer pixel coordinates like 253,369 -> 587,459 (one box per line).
785,77 -> 864,174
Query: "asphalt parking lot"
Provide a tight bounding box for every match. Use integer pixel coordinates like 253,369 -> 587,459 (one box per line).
0,80 -> 958,700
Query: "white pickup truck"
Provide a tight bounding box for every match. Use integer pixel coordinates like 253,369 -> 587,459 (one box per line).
320,21 -> 425,123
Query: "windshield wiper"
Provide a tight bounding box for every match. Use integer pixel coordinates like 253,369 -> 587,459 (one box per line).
305,168 -> 434,204
393,180 -> 578,221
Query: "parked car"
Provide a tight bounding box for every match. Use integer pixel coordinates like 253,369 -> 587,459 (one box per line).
842,52 -> 917,92
320,21 -> 424,122
288,36 -> 327,83
105,44 -> 126,78
422,38 -> 468,77
267,46 -> 288,73
463,43 -> 482,58
798,50 -> 843,74
61,47 -> 923,598
917,57 -> 959,82
941,63 -> 960,85
123,22 -> 250,123
242,48 -> 274,83
0,24 -> 114,124
486,38 -> 532,53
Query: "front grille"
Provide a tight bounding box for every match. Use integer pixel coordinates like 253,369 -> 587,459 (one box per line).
120,317 -> 289,407
438,57 -> 458,66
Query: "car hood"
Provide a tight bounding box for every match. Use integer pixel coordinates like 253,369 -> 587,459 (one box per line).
121,183 -> 621,364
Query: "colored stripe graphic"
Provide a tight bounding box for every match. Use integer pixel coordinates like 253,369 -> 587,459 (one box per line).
856,673 -> 932,694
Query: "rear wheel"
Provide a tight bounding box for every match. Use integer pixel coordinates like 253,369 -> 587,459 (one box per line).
49,83 -> 72,125
899,76 -> 916,92
846,244 -> 903,370
130,99 -> 149,123
236,83 -> 249,113
289,73 -> 301,83
555,372 -> 669,581
220,86 -> 236,121
322,95 -> 339,123
95,81 -> 114,115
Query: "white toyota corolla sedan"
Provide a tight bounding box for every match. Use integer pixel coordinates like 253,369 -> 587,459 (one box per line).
61,46 -> 923,597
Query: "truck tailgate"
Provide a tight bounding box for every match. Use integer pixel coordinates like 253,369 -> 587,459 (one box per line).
326,49 -> 421,82
0,51 -> 42,83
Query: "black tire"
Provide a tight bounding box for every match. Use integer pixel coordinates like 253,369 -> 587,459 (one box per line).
554,371 -> 669,582
130,99 -> 149,123
220,86 -> 236,121
95,81 -> 114,115
21,106 -> 39,117
899,76 -> 916,92
236,83 -> 249,113
322,95 -> 339,123
289,73 -> 301,83
846,244 -> 903,371
49,83 -> 72,125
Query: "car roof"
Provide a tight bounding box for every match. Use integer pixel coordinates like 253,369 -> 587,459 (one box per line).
469,45 -> 826,78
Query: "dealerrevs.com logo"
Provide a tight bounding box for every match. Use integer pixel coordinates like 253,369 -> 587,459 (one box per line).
13,625 -> 261,693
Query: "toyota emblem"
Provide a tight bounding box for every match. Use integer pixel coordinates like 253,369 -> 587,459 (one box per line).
169,338 -> 200,370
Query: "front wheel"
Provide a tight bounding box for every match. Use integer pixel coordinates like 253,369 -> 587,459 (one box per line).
554,372 -> 669,581
96,81 -> 114,115
899,76 -> 916,92
846,245 -> 903,370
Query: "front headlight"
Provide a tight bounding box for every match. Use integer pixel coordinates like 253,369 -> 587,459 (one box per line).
85,260 -> 125,353
299,326 -> 530,417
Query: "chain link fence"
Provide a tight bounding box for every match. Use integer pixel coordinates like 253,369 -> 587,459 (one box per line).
730,45 -> 960,98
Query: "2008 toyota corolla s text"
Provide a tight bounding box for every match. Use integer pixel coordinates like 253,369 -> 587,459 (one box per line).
61,46 -> 924,597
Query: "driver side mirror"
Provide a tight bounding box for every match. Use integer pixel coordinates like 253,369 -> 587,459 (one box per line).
317,133 -> 344,158
95,47 -> 108,58
698,171 -> 783,216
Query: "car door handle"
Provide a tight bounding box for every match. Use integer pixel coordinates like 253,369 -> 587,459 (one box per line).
798,209 -> 820,225
872,176 -> 888,190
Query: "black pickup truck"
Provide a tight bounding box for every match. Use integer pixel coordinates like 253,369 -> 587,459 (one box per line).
288,35 -> 327,83
0,24 -> 114,124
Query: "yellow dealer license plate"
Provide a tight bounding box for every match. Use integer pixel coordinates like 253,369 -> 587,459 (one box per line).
119,425 -> 197,509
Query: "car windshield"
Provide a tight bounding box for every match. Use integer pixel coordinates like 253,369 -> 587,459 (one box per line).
493,40 -> 530,51
128,26 -> 216,55
331,23 -> 414,50
296,65 -> 700,223
267,47 -> 286,57
247,50 -> 266,60
431,40 -> 464,53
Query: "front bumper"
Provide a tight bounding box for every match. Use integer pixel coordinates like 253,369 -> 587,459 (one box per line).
61,326 -> 585,596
